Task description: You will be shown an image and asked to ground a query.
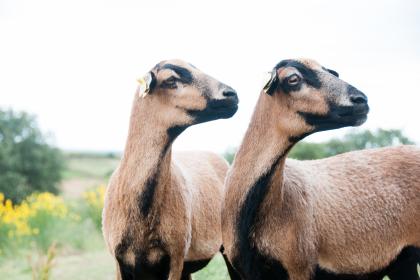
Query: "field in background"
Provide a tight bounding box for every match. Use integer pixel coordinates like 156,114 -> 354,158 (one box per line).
0,152 -> 229,280
61,152 -> 120,198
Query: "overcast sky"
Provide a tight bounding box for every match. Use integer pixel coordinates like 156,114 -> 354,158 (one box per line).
1,0 -> 419,153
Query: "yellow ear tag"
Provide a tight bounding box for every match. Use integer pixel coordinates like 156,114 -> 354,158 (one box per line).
262,71 -> 273,90
137,73 -> 152,98
262,70 -> 277,94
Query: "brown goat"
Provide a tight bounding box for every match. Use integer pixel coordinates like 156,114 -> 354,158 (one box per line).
222,58 -> 420,280
102,59 -> 239,280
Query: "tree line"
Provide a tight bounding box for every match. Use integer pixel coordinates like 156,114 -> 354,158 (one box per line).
224,129 -> 414,164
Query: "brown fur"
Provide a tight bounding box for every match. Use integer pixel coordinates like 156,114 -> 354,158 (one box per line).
102,60 -> 238,279
222,58 -> 420,280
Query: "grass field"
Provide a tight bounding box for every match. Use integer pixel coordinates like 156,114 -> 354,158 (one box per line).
60,153 -> 120,198
0,250 -> 229,280
62,152 -> 120,180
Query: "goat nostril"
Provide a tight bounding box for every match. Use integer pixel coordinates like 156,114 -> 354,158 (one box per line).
350,95 -> 368,105
223,90 -> 237,98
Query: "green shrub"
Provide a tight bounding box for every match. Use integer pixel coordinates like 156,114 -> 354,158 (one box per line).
0,109 -> 64,202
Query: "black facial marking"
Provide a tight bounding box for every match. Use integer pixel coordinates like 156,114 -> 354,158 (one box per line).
138,126 -> 185,217
160,76 -> 178,89
297,110 -> 348,132
234,147 -> 293,279
161,64 -> 193,84
274,60 -> 321,93
297,100 -> 369,133
185,94 -> 238,124
327,68 -> 339,77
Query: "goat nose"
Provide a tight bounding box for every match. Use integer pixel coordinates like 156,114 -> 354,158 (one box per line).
348,85 -> 368,105
350,93 -> 368,105
223,88 -> 237,98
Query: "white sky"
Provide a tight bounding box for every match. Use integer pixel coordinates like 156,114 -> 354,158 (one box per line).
1,0 -> 419,153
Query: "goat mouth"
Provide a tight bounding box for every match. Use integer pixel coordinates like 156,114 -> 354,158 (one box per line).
335,104 -> 369,125
207,98 -> 239,116
298,104 -> 369,131
336,105 -> 369,118
208,97 -> 239,110
187,98 -> 239,123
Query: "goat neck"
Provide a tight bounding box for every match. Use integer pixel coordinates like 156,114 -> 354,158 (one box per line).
227,91 -> 297,212
119,97 -> 174,216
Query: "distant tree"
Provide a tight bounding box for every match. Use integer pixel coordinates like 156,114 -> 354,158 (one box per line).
289,129 -> 414,160
287,142 -> 326,160
223,129 -> 414,162
0,109 -> 64,202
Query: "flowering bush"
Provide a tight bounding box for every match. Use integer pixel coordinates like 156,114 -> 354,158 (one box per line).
82,186 -> 105,231
0,187 -> 105,257
0,192 -> 70,254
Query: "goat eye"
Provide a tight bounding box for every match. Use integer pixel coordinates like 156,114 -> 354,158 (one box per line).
287,74 -> 301,86
165,77 -> 178,84
161,77 -> 178,89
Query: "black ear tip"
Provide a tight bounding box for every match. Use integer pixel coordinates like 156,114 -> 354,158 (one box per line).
327,69 -> 339,78
266,87 -> 275,96
149,72 -> 157,92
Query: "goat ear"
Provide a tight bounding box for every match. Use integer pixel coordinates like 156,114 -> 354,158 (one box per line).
263,70 -> 278,96
327,69 -> 339,78
137,72 -> 156,98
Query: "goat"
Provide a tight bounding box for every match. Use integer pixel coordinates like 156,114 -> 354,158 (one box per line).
221,58 -> 420,280
102,59 -> 239,280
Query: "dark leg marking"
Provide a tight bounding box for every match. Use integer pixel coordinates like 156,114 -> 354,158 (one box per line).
222,253 -> 242,280
117,259 -> 135,280
182,259 -> 212,274
313,246 -> 420,280
116,254 -> 171,280
180,274 -> 192,280
385,246 -> 420,280
115,235 -> 171,280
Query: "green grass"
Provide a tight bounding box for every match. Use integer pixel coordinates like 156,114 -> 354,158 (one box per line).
4,249 -> 415,280
193,254 -> 229,280
51,250 -> 115,280
0,249 -> 229,280
62,153 -> 120,180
